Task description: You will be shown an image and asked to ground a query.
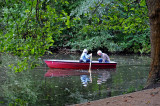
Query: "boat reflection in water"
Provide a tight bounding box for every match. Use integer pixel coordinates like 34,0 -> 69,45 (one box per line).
44,69 -> 89,77
44,68 -> 116,87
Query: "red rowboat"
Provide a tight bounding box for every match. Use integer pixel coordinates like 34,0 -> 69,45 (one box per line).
44,59 -> 117,69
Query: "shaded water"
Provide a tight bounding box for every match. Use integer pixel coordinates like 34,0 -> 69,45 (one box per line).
0,54 -> 150,105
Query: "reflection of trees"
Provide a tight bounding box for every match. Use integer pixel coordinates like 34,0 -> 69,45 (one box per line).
0,53 -> 1,64
41,69 -> 115,105
111,65 -> 149,96
43,69 -> 113,105
40,76 -> 82,105
1,54 -> 44,105
2,70 -> 42,105
1,57 -> 149,106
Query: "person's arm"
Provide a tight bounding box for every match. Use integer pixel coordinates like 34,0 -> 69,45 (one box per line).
80,53 -> 87,62
102,53 -> 110,62
84,53 -> 91,59
106,55 -> 110,62
102,54 -> 106,62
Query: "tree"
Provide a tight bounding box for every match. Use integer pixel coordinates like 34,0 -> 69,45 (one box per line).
66,0 -> 150,53
146,0 -> 160,86
0,0 -> 70,72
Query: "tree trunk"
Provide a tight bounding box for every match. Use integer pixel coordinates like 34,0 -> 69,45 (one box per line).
146,0 -> 160,86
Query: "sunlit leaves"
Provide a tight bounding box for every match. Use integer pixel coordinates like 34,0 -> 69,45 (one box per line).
66,16 -> 70,28
25,9 -> 30,13
140,0 -> 146,6
0,0 -> 72,73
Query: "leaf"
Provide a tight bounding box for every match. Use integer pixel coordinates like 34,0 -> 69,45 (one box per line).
25,9 -> 30,13
140,0 -> 146,6
31,48 -> 34,55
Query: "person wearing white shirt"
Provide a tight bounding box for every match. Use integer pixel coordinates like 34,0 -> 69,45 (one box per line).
79,49 -> 92,63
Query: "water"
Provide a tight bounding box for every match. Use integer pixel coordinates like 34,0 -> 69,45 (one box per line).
0,54 -> 150,105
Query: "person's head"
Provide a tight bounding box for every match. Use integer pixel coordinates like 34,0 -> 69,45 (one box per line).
83,49 -> 88,53
97,50 -> 102,56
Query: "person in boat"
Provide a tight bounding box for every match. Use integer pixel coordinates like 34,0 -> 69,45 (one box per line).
79,49 -> 92,63
97,50 -> 110,63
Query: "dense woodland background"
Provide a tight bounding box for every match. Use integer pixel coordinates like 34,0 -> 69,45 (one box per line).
0,0 -> 149,56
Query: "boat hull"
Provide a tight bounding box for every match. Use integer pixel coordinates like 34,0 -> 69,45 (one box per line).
44,59 -> 117,69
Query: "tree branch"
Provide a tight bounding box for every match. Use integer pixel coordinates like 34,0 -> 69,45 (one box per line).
92,0 -> 104,14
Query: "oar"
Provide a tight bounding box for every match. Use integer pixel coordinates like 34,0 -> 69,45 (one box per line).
89,53 -> 92,72
89,53 -> 92,83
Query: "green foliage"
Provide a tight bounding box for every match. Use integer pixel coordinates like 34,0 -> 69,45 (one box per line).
0,0 -> 71,72
9,99 -> 28,106
65,31 -> 124,52
0,0 -> 71,55
67,0 -> 150,53
107,0 -> 149,33
0,0 -> 151,56
124,31 -> 151,54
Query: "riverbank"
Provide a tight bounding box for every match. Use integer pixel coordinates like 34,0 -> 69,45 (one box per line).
72,86 -> 160,106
